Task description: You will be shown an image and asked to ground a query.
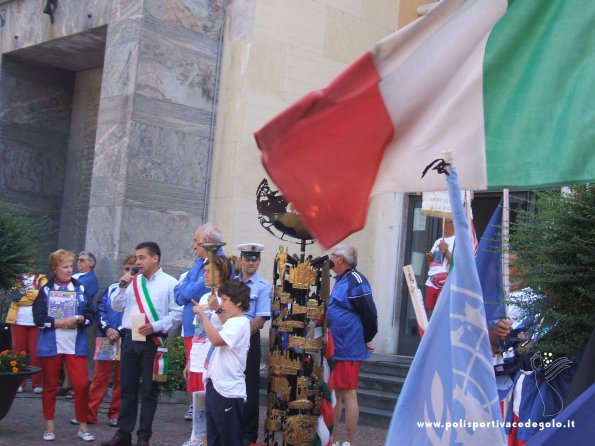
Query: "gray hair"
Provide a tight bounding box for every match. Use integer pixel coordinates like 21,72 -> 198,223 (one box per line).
79,251 -> 96,268
198,223 -> 222,243
333,244 -> 357,267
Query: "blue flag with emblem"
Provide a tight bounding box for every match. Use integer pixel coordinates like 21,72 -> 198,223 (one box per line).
386,165 -> 505,445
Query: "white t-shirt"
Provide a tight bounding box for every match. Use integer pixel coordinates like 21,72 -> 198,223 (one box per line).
15,306 -> 35,326
204,315 -> 250,400
425,235 -> 455,288
15,274 -> 39,326
188,291 -> 221,373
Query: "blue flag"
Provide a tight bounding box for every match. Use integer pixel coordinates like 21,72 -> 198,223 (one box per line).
386,166 -> 505,445
526,383 -> 595,445
475,200 -> 506,323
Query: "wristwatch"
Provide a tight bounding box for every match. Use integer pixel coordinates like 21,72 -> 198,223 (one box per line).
215,307 -> 223,314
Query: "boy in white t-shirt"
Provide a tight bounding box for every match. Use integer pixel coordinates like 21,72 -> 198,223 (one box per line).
192,280 -> 251,446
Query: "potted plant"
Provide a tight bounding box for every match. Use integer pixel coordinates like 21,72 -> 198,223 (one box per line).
0,349 -> 41,421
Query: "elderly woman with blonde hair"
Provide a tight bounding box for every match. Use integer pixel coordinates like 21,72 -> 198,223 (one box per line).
33,249 -> 95,442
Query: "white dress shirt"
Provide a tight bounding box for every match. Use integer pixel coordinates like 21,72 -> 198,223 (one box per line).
111,268 -> 182,334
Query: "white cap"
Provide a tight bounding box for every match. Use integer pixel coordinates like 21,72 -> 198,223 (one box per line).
237,243 -> 265,259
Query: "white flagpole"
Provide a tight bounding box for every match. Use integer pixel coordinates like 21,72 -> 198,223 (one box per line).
502,189 -> 510,299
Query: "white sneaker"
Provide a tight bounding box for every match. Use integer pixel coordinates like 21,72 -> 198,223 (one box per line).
17,386 -> 23,393
182,440 -> 202,446
33,386 -> 43,394
342,442 -> 351,446
77,431 -> 95,442
43,432 -> 55,441
184,405 -> 193,421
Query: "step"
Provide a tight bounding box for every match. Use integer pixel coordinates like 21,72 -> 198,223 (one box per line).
358,372 -> 406,394
357,387 -> 398,413
361,354 -> 413,377
358,405 -> 394,429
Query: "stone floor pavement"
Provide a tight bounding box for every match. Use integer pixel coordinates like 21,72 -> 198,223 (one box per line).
0,389 -> 388,446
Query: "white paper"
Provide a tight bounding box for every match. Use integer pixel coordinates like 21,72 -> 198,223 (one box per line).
131,313 -> 146,341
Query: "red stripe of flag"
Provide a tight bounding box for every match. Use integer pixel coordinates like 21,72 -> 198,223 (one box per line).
255,52 -> 394,248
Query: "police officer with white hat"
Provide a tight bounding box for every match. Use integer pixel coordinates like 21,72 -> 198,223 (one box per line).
236,243 -> 271,445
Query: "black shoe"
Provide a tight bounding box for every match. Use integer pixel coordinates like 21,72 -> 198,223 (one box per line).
100,433 -> 132,446
136,438 -> 150,446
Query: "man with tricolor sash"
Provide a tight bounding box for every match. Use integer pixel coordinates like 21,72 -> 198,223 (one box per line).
102,242 -> 182,446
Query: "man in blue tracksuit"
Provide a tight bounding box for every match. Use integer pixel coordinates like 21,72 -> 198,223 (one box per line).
327,244 -> 378,446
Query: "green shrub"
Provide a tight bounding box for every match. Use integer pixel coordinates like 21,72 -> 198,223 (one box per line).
509,186 -> 595,356
160,334 -> 187,395
0,201 -> 41,292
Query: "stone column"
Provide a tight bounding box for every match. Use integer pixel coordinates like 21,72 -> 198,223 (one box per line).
87,0 -> 227,283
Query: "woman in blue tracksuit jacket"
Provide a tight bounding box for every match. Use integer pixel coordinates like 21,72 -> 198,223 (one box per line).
32,249 -> 95,442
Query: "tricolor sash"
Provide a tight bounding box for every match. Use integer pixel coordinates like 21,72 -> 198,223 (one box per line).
132,275 -> 169,382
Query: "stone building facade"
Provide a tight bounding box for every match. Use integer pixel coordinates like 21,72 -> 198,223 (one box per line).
1,0 -> 445,355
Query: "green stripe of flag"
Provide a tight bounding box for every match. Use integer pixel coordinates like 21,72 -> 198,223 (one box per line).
483,0 -> 595,188
140,276 -> 160,322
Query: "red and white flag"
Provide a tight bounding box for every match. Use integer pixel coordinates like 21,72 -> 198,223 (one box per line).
255,0 -> 595,248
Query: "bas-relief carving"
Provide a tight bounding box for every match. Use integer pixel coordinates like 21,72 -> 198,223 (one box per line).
144,0 -> 227,38
126,122 -> 210,190
136,37 -> 217,108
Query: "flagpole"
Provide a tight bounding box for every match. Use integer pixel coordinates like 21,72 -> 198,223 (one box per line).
502,189 -> 510,305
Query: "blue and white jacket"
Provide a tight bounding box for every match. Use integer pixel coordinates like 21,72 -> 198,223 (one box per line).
174,258 -> 209,337
328,268 -> 377,361
96,282 -> 124,337
33,278 -> 94,357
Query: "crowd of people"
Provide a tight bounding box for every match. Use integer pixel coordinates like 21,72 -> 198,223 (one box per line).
6,223 -> 381,446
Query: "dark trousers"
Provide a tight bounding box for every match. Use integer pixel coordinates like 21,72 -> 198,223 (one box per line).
244,331 -> 261,442
117,335 -> 160,441
206,380 -> 244,446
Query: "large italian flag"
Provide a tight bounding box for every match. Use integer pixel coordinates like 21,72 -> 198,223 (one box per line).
254,0 -> 595,248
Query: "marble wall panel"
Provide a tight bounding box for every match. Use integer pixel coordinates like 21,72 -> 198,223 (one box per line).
0,0 -> 112,54
127,121 -> 210,190
100,18 -> 142,98
96,95 -> 134,126
121,205 -> 202,277
0,124 -> 67,195
110,0 -> 143,22
0,57 -> 73,255
59,68 -> 102,250
88,175 -> 127,208
0,58 -> 73,131
136,32 -> 217,110
86,204 -> 123,277
92,122 -> 132,178
144,0 -> 227,38
132,94 -> 213,136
